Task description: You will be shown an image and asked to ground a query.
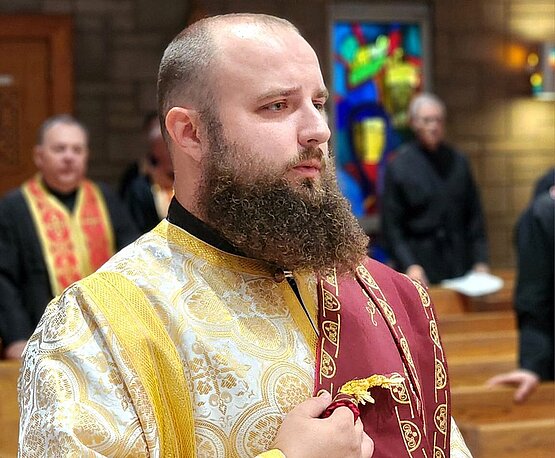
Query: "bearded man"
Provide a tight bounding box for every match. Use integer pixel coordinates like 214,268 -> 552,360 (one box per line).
19,14 -> 472,458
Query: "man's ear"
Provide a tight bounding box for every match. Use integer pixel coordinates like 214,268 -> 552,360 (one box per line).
33,145 -> 43,168
165,107 -> 202,162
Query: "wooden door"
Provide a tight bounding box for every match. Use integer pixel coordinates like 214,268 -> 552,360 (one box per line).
0,15 -> 73,197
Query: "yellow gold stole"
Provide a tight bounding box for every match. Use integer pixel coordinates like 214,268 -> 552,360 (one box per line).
22,175 -> 115,295
80,271 -> 196,458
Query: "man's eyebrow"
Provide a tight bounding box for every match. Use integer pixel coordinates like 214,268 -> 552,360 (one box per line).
255,86 -> 329,103
256,86 -> 302,103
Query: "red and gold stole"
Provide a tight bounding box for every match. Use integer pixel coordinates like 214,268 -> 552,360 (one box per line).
315,258 -> 451,457
22,175 -> 115,296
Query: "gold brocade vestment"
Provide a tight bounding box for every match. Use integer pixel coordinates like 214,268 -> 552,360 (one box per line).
18,220 -> 472,457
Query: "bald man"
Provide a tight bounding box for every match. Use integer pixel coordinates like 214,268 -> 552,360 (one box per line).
19,15 -> 471,458
0,115 -> 139,359
382,93 -> 489,286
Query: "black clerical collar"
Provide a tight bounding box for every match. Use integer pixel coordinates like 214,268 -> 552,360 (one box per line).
167,197 -> 245,256
43,180 -> 78,213
415,141 -> 452,178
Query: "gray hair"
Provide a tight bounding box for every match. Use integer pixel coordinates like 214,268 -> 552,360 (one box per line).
409,93 -> 446,121
36,114 -> 88,145
157,13 -> 298,140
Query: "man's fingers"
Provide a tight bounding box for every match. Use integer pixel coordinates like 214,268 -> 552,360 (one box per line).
327,405 -> 355,424
486,374 -> 514,387
292,392 -> 332,418
514,377 -> 539,403
485,370 -> 540,403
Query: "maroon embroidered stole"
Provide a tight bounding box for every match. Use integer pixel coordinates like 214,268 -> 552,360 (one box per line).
315,258 -> 451,457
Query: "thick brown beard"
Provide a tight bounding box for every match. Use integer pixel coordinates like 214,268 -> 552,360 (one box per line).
196,113 -> 369,275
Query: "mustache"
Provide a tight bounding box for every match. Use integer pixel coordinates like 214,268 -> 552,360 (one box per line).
287,147 -> 326,170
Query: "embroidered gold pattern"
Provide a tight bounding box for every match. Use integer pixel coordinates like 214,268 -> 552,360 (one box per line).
322,320 -> 339,346
19,228 -> 317,457
412,280 -> 431,307
434,404 -> 448,434
320,347 -> 337,378
434,446 -> 446,458
364,297 -> 378,326
323,270 -> 338,290
322,289 -> 341,312
389,378 -> 411,404
430,320 -> 441,348
435,360 -> 447,390
19,227 -> 463,457
356,265 -> 379,288
354,263 -> 452,457
400,338 -> 415,370
377,298 -> 397,326
400,420 -> 422,452
450,418 -> 474,457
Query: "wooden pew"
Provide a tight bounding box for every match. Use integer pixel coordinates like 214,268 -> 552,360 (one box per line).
449,355 -> 517,387
453,384 -> 555,457
0,361 -> 20,458
438,310 -> 516,335
459,418 -> 555,458
452,383 -> 555,422
429,287 -> 468,315
442,330 -> 517,360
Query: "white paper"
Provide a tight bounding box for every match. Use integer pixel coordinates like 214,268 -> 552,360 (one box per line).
440,271 -> 504,297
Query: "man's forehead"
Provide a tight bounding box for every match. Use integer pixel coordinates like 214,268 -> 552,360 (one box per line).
417,102 -> 444,116
44,123 -> 87,142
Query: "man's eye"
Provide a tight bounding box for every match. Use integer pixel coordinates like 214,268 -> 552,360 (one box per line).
313,102 -> 326,111
266,101 -> 287,111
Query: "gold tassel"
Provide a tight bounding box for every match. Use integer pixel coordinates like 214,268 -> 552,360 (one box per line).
338,373 -> 405,405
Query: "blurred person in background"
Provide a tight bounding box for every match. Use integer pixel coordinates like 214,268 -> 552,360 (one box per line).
124,111 -> 174,233
0,114 -> 139,359
382,93 -> 489,286
487,168 -> 554,402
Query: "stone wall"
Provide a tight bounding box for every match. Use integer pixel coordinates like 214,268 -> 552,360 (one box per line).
0,0 -> 191,182
432,0 -> 555,265
0,0 -> 553,266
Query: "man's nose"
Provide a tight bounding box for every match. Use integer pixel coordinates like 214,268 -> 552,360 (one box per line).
298,105 -> 331,149
62,148 -> 78,161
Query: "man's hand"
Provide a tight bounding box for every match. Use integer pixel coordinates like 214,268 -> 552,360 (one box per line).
486,369 -> 540,403
406,264 -> 428,287
4,340 -> 27,359
472,262 -> 490,273
273,392 -> 374,458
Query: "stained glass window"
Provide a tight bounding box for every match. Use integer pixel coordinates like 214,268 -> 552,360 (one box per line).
333,21 -> 425,220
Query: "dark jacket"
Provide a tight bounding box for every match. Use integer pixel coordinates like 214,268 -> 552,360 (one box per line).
0,182 -> 139,347
382,141 -> 488,284
515,192 -> 554,380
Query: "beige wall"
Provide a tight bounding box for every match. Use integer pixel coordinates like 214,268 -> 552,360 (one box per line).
0,0 -> 553,266
433,0 -> 555,266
